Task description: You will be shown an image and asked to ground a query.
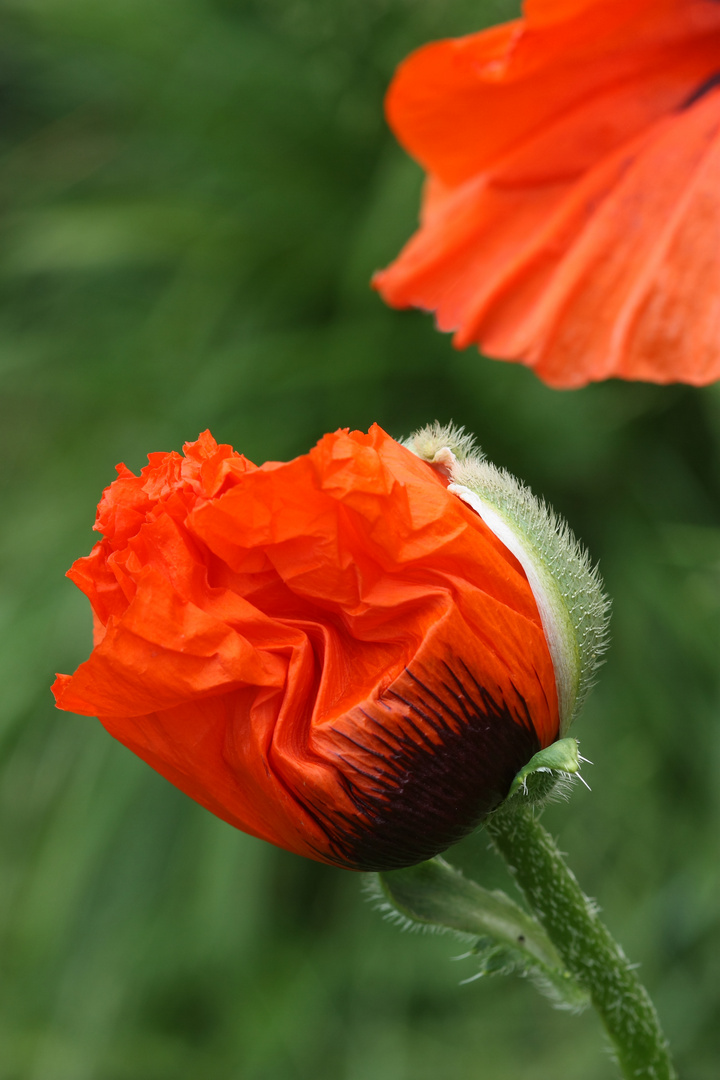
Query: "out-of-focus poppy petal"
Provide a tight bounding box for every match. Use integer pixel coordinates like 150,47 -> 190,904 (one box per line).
374,0 -> 720,387
493,92 -> 720,386
53,427 -> 586,870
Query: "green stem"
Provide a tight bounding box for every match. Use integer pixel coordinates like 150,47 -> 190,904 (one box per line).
485,805 -> 676,1080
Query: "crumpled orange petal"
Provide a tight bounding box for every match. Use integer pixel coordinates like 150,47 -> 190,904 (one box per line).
373,0 -> 720,388
53,427 -> 559,870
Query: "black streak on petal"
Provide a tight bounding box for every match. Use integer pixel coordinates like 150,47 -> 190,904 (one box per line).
680,70 -> 720,111
311,659 -> 541,871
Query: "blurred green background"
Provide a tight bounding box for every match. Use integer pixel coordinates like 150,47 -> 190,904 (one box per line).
0,0 -> 719,1076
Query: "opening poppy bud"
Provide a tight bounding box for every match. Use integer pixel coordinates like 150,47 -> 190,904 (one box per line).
53,424 -> 608,871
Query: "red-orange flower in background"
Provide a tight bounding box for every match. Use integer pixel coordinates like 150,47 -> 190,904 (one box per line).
373,0 -> 720,388
53,425 -> 606,870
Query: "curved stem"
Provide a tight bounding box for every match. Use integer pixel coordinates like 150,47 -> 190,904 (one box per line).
485,805 -> 676,1080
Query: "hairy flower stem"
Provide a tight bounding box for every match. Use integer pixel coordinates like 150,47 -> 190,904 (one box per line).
485,805 -> 676,1080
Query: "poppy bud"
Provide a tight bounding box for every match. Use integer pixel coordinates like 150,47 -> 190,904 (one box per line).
53,424 -> 608,871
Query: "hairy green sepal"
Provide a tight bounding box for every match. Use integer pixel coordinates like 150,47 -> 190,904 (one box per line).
403,423 -> 611,734
370,858 -> 588,1011
505,737 -> 582,805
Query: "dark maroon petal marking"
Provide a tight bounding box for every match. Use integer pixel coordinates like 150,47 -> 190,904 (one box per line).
681,70 -> 720,111
302,659 -> 541,871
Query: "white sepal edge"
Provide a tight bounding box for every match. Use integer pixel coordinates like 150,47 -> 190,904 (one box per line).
403,423 -> 610,734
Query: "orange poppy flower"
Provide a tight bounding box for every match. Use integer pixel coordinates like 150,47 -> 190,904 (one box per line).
373,0 -> 720,388
52,426 -> 560,870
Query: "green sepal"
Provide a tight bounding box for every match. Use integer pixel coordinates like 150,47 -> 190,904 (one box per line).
403,423 -> 611,734
505,738 -> 583,807
369,857 -> 588,1011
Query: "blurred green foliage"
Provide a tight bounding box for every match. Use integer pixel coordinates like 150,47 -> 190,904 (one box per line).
0,0 -> 718,1077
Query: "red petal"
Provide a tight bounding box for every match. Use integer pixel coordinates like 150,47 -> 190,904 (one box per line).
375,0 -> 720,386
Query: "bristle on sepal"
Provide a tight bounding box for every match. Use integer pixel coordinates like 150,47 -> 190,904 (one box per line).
503,738 -> 589,808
